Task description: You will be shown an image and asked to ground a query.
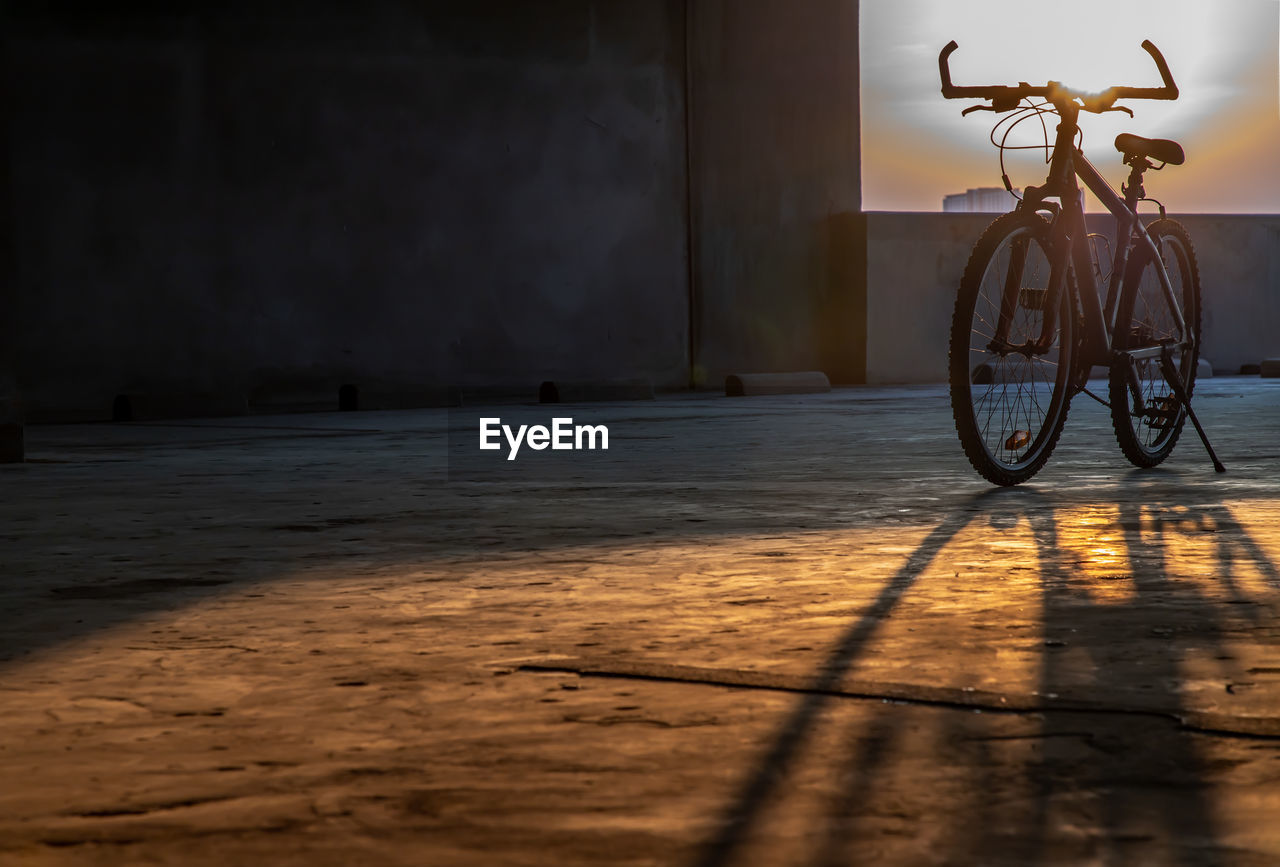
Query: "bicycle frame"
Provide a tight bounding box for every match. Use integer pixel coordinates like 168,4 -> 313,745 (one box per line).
939,38 -> 1225,477
1017,100 -> 1191,373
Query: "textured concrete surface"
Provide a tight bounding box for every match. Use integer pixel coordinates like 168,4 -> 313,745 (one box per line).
2,379 -> 1280,865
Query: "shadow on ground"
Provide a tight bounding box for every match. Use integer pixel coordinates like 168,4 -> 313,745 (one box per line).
697,478 -> 1280,865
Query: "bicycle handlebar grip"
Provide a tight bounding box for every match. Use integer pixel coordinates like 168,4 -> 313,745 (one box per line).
938,40 -> 1039,100
1139,39 -> 1179,99
939,40 -> 959,96
940,39 -> 1176,103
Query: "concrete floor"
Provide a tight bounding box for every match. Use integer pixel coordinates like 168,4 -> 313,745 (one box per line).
3,379 -> 1280,866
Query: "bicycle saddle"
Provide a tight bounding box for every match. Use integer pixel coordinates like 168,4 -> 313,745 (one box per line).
1115,133 -> 1185,166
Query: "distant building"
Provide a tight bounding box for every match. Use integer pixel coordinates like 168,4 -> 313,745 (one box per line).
942,187 -> 1021,213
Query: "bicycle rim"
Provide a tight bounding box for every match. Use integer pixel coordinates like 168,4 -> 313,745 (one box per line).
950,212 -> 1074,486
1109,219 -> 1201,466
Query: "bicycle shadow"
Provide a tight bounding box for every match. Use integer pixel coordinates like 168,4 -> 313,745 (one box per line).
697,477 -> 1280,866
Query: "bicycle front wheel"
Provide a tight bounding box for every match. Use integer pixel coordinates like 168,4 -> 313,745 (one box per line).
1108,219 -> 1202,467
949,211 -> 1075,486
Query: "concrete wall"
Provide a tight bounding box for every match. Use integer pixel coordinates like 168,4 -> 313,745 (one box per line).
864,213 -> 990,385
1177,215 -> 1280,375
11,3 -> 1271,417
688,0 -> 864,385
864,212 -> 1280,384
0,15 -> 20,458
9,2 -> 691,418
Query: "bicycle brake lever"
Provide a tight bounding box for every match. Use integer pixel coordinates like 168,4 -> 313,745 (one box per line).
962,100 -> 1022,117
1103,105 -> 1134,117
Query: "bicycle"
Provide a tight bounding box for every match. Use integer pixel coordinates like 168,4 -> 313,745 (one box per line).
938,39 -> 1224,486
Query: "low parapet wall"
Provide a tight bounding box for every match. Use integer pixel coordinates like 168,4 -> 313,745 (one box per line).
864,212 -> 1280,384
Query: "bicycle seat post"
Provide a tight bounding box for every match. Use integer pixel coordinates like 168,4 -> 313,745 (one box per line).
1121,158 -> 1149,211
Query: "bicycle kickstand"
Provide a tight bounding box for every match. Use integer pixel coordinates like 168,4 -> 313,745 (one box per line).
1158,346 -> 1226,473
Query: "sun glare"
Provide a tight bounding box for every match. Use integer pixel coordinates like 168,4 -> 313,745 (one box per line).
942,1 -> 1222,95
861,0 -> 1280,212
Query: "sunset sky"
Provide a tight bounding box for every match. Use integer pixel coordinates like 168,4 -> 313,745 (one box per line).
860,0 -> 1280,212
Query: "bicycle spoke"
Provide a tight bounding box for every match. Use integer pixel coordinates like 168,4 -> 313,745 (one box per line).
940,38 -> 1191,484
951,214 -> 1074,484
1109,222 -> 1201,467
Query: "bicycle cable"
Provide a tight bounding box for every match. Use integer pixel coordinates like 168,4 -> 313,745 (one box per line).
989,99 -> 1083,201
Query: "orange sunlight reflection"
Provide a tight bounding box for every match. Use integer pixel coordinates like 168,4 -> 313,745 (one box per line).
1057,506 -> 1133,600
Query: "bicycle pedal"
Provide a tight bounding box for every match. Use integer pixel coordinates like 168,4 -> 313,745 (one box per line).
1005,429 -> 1032,450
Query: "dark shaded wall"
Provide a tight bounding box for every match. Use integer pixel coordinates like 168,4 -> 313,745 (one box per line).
688,0 -> 864,385
8,2 -> 867,420
1,18 -> 21,457
9,1 -> 691,418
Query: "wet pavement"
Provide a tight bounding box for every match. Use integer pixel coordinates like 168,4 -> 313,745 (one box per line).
2,378 -> 1280,865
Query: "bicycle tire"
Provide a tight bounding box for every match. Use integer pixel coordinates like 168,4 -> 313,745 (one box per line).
1108,218 -> 1201,467
950,211 -> 1075,486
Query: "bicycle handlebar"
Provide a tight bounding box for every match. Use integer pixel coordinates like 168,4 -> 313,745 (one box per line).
939,39 -> 1178,110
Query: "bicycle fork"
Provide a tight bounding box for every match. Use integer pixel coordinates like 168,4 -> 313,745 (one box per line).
988,229 -> 1068,357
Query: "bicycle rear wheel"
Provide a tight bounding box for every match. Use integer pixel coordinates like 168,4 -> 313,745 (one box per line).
950,211 -> 1075,486
1108,219 -> 1201,467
